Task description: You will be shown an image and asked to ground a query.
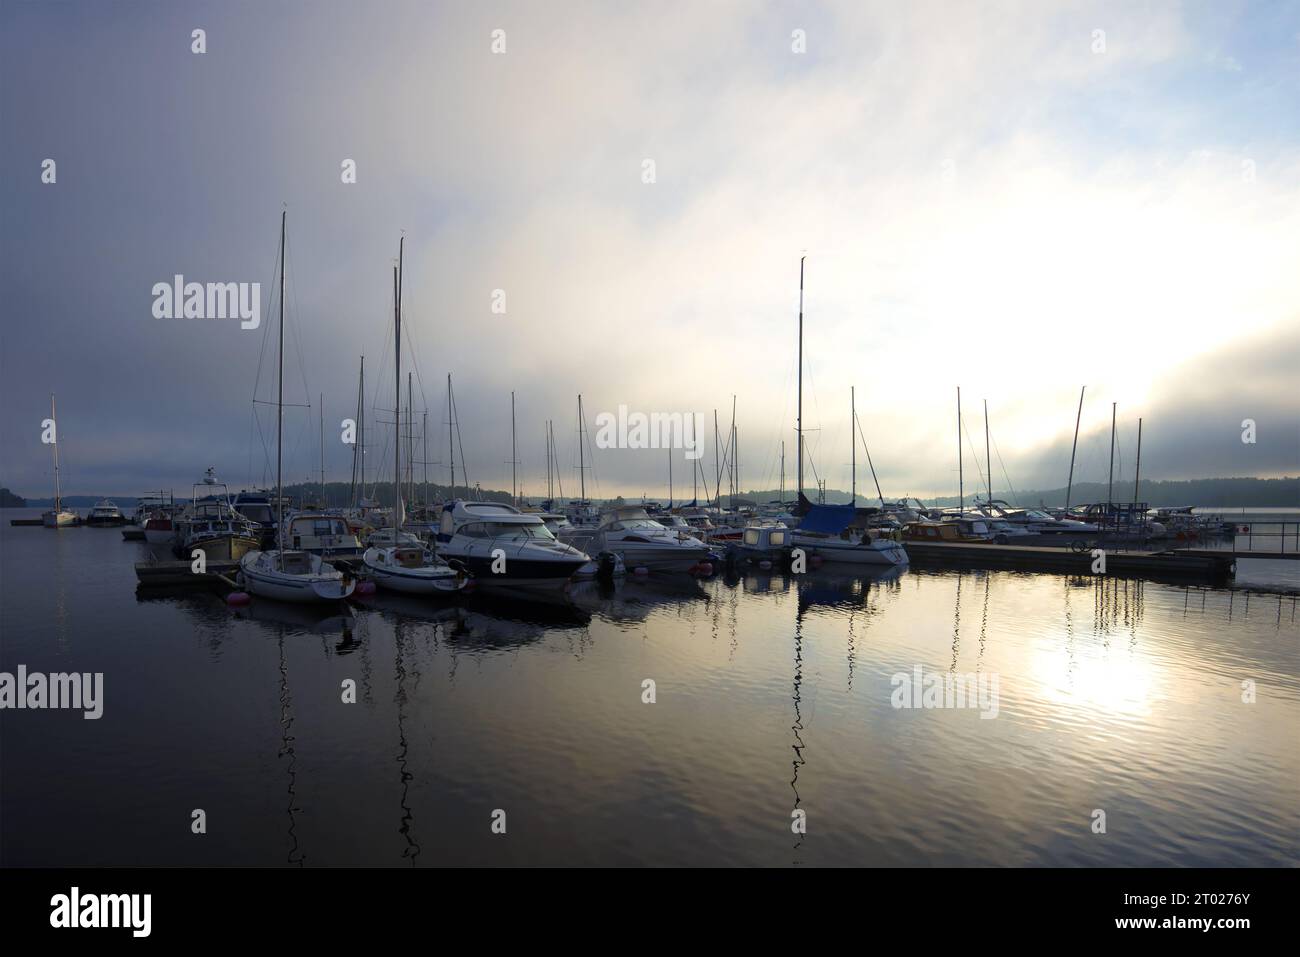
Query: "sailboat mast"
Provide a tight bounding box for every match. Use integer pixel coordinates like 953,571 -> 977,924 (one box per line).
422,411 -> 428,507
668,447 -> 672,508
983,398 -> 991,503
850,386 -> 856,506
1107,401 -> 1117,510
956,386 -> 963,516
577,394 -> 586,501
780,440 -> 785,503
1134,417 -> 1143,505
393,257 -> 402,536
319,393 -> 325,506
50,393 -> 62,512
275,210 -> 286,555
1065,385 -> 1085,511
797,255 -> 805,501
351,357 -> 363,507
447,374 -> 454,498
713,410 -> 720,507
511,391 -> 517,506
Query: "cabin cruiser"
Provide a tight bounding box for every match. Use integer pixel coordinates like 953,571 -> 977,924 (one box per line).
978,500 -> 1099,535
282,511 -> 363,556
788,503 -> 909,567
728,524 -> 792,564
939,515 -> 996,541
587,506 -> 714,572
436,500 -> 590,590
365,526 -> 424,548
85,499 -> 127,526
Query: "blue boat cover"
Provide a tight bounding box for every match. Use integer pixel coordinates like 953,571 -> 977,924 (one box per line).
798,503 -> 856,534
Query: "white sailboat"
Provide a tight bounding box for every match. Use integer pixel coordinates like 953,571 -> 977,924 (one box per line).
362,237 -> 466,596
41,393 -> 77,528
240,212 -> 355,603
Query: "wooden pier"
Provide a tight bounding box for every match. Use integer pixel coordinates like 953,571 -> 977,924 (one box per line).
134,557 -> 366,589
901,541 -> 1236,580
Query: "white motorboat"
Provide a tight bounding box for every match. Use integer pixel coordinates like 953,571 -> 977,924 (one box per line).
283,511 -> 363,556
238,212 -> 354,604
86,499 -> 127,526
588,506 -> 713,572
788,503 -> 909,567
436,500 -> 590,590
360,237 -> 467,598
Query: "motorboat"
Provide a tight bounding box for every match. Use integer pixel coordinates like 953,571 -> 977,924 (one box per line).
174,486 -> 262,561
86,499 -> 127,526
362,543 -> 465,595
436,500 -> 591,590
587,505 -> 713,572
788,503 -> 909,567
282,511 -> 363,556
727,524 -> 792,564
364,527 -> 424,548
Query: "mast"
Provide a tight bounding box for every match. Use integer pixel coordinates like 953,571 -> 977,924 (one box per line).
668,447 -> 673,508
447,374 -> 454,498
1065,385 -> 1085,511
577,394 -> 586,501
850,386 -> 856,506
983,398 -> 991,503
393,253 -> 402,536
275,210 -> 286,557
511,391 -> 517,506
319,392 -> 325,507
797,255 -> 805,501
956,386 -> 963,516
50,393 -> 62,513
1133,417 -> 1143,505
422,411 -> 428,507
545,421 -> 552,501
1107,401 -> 1117,513
780,441 -> 785,504
350,356 -> 364,508
713,410 -> 721,507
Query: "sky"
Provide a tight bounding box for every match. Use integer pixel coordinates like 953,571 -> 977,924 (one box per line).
2,0 -> 1298,502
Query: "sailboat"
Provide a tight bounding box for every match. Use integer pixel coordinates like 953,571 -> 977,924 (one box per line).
41,393 -> 78,527
362,238 -> 467,596
239,212 -> 355,603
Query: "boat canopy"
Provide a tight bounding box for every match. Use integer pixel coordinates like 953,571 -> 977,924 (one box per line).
798,503 -> 857,534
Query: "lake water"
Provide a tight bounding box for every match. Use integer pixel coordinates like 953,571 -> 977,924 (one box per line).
1,508 -> 1296,866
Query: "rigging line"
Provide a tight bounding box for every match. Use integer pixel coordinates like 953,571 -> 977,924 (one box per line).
961,415 -> 988,501
450,381 -> 470,493
283,226 -> 313,415
989,431 -> 1019,507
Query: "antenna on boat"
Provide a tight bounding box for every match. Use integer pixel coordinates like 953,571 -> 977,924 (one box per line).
1065,385 -> 1085,511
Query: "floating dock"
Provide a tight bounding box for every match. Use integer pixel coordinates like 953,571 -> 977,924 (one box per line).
134,557 -> 366,589
901,541 -> 1236,580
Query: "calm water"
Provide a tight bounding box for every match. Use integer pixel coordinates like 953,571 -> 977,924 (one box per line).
2,509 -> 1297,867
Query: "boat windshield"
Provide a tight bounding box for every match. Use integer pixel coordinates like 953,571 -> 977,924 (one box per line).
465,521 -> 556,541
616,519 -> 664,531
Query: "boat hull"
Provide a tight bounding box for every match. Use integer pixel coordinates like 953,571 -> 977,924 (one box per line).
362,548 -> 466,596
41,510 -> 78,528
793,537 -> 910,566
239,551 -> 356,603
178,534 -> 261,562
